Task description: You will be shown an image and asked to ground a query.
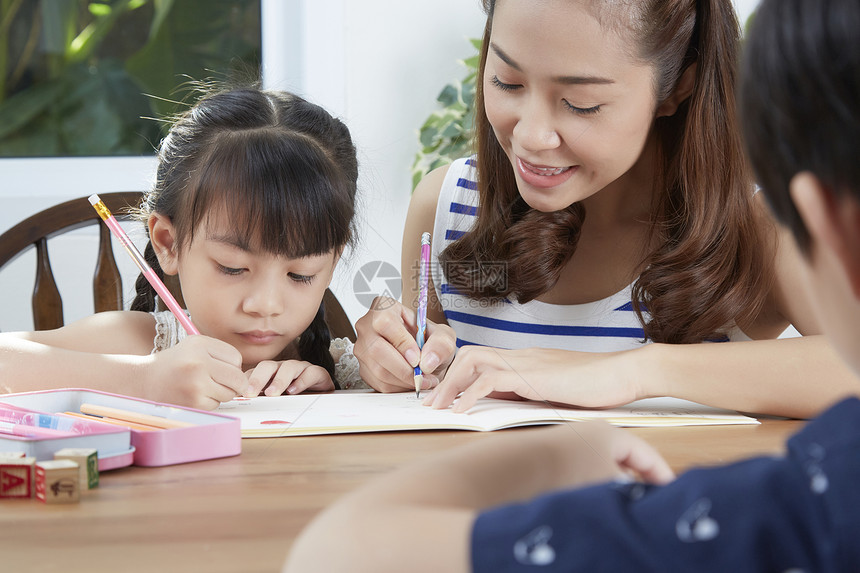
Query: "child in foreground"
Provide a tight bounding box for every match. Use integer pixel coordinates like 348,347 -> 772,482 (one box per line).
285,0 -> 860,570
0,87 -> 365,410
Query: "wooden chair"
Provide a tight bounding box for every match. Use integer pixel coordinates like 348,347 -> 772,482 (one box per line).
0,192 -> 143,331
322,289 -> 356,343
0,192 -> 356,342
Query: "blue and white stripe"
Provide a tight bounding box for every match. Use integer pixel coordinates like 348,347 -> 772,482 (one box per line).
430,157 -> 655,352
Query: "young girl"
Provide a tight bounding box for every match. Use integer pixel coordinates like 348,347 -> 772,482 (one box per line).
0,87 -> 365,410
354,0 -> 859,418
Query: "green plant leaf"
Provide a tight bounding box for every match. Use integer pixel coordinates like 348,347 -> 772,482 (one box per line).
125,0 -> 261,121
412,37 -> 481,190
88,3 -> 112,17
56,61 -> 157,154
0,0 -> 259,157
40,0 -> 78,55
0,116 -> 62,157
146,0 -> 175,43
0,81 -> 67,139
440,121 -> 462,139
462,54 -> 480,72
419,125 -> 440,148
68,0 -> 137,63
437,83 -> 460,107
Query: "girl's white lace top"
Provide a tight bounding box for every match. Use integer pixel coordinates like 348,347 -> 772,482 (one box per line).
150,310 -> 367,389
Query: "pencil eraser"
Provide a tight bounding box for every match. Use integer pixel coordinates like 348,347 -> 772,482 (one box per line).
88,194 -> 100,206
35,460 -> 80,504
0,457 -> 36,498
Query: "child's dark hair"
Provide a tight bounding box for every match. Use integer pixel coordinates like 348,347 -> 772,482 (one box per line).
131,87 -> 358,381
740,0 -> 860,253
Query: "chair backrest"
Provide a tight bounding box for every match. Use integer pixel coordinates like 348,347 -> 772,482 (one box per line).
0,192 -> 143,331
323,289 -> 356,343
0,192 -> 356,342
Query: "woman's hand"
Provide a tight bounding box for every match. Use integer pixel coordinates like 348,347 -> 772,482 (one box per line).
423,345 -> 645,413
244,360 -> 334,397
143,335 -> 248,410
353,296 -> 457,393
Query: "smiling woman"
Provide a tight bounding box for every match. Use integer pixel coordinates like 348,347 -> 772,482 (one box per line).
352,0 -> 858,422
437,0 -> 761,338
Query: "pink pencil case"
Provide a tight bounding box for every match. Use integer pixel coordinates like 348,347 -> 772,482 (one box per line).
0,402 -> 133,471
0,389 -> 241,467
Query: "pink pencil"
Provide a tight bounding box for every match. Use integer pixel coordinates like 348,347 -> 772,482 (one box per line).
1,408 -> 85,435
88,194 -> 199,335
0,420 -> 74,439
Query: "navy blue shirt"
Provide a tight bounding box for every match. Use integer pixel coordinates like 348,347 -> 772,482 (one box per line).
472,398 -> 860,572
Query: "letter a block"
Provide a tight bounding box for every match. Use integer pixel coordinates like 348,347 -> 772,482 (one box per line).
35,460 -> 80,504
54,448 -> 99,489
0,457 -> 36,498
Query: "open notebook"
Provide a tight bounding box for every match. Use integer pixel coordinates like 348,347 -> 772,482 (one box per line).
216,392 -> 759,438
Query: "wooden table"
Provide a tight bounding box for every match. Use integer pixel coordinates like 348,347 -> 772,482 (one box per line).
2,419 -> 803,573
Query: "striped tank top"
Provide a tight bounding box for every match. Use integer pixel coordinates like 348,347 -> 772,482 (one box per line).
430,157 -> 750,351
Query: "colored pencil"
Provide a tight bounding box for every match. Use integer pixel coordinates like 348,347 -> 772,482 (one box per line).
88,194 -> 200,335
79,403 -> 194,430
414,232 -> 431,398
1,408 -> 79,434
0,420 -> 73,439
62,411 -> 160,432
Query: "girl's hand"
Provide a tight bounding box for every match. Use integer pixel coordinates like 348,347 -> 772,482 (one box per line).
423,346 -> 644,413
353,296 -> 457,393
144,335 -> 248,410
244,360 -> 334,397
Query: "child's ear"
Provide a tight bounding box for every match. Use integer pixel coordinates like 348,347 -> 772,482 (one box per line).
791,172 -> 860,300
656,63 -> 697,118
148,213 -> 180,276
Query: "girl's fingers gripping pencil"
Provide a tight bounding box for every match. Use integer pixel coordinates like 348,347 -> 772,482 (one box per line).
414,232 -> 431,398
88,194 -> 200,335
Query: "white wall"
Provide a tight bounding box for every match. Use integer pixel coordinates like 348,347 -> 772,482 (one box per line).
0,0 -> 763,333
734,0 -> 760,25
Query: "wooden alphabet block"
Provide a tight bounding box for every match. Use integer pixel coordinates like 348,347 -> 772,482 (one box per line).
35,460 -> 80,504
54,448 -> 99,489
0,457 -> 36,498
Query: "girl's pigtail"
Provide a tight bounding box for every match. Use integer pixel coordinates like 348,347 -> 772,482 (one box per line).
129,242 -> 163,312
298,302 -> 338,388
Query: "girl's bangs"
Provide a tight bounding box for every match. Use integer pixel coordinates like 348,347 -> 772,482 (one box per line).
188,130 -> 353,258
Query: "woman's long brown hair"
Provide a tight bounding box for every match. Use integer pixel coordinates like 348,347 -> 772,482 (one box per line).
441,0 -> 772,344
